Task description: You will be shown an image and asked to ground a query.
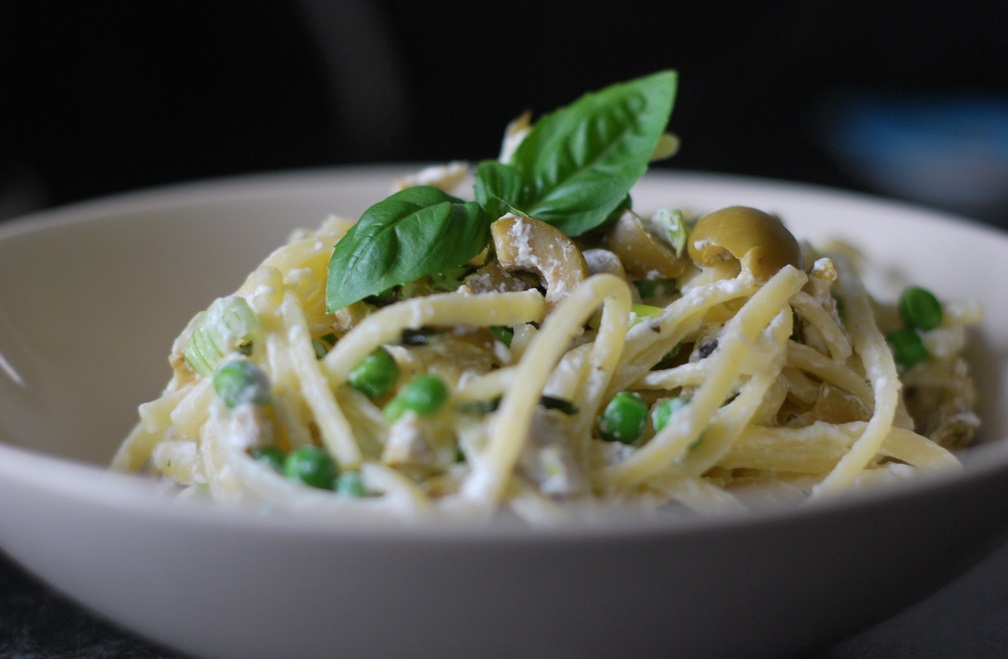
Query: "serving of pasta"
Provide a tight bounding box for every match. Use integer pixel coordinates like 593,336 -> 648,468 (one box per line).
111,72 -> 982,524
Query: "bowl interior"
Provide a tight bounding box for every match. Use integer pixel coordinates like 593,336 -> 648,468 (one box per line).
3,167 -> 1006,468
7,168 -> 1008,471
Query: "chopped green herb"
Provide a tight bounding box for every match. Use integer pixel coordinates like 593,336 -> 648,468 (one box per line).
887,327 -> 929,369
490,325 -> 514,347
652,343 -> 682,370
899,286 -> 943,331
539,395 -> 579,415
455,398 -> 502,415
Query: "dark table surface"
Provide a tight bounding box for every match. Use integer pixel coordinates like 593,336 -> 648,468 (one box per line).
4,535 -> 1008,658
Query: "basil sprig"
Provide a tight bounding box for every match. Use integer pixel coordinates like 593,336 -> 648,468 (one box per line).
490,70 -> 677,236
326,186 -> 488,312
326,70 -> 678,312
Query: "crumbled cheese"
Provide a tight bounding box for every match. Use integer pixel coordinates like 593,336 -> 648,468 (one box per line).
944,298 -> 984,325
507,216 -> 542,271
923,325 -> 966,358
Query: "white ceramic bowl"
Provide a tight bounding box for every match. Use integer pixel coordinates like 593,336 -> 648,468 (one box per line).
2,167 -> 1008,659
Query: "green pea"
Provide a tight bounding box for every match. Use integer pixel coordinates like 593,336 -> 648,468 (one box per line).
383,374 -> 449,422
348,347 -> 400,399
598,391 -> 648,444
899,286 -> 943,331
212,359 -> 271,408
250,445 -> 286,472
887,327 -> 929,369
284,445 -> 339,489
651,396 -> 689,433
334,471 -> 366,497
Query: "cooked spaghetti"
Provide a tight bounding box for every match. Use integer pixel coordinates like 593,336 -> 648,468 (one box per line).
111,73 -> 982,523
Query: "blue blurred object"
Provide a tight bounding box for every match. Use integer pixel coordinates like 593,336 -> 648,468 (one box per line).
815,93 -> 1008,223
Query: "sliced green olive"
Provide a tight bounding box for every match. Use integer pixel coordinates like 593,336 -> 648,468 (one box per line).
687,206 -> 802,281
600,210 -> 688,279
491,214 -> 589,309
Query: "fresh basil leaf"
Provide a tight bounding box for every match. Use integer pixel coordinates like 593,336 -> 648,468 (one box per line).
473,160 -> 527,220
507,70 -> 677,236
326,186 -> 489,312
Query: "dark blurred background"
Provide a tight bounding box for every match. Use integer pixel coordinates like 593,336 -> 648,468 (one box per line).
1,0 -> 1006,225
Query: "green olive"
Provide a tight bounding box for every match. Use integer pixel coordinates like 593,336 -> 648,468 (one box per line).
600,210 -> 688,279
491,215 -> 589,309
687,206 -> 802,281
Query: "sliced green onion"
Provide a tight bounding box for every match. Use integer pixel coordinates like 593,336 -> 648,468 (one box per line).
630,304 -> 663,325
589,303 -> 664,331
184,296 -> 262,377
646,207 -> 689,257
